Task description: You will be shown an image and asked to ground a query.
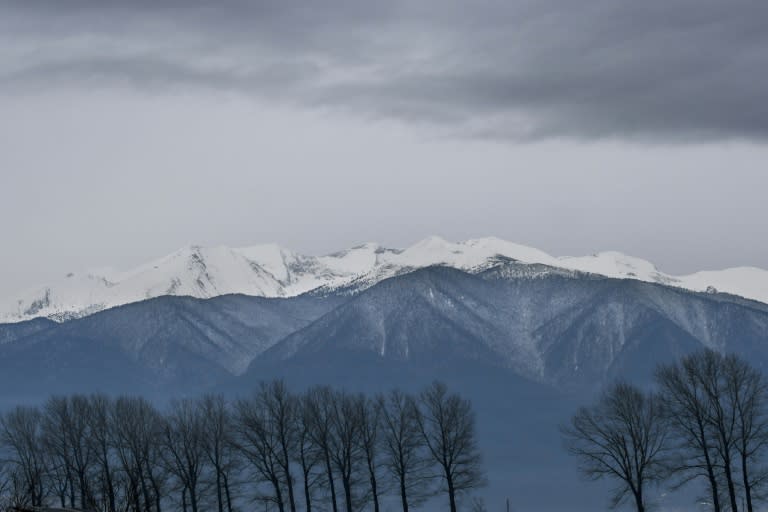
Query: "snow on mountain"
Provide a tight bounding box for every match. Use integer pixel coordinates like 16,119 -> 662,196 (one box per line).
676,267 -> 768,301
556,251 -> 681,288
389,236 -> 559,269
2,237 -> 767,323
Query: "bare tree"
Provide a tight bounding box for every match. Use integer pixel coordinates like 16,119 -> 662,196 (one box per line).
233,392 -> 288,512
4,465 -> 41,510
327,390 -> 364,512
199,395 -> 239,512
357,395 -> 383,512
562,381 -> 667,512
723,354 -> 768,512
87,394 -> 119,512
657,356 -> 722,511
304,386 -> 340,512
295,393 -> 324,512
0,406 -> 47,507
43,398 -> 70,508
657,351 -> 745,512
260,380 -> 299,512
111,399 -> 142,512
42,395 -> 96,509
69,395 -> 97,509
0,383 -> 493,512
45,443 -> 72,509
112,396 -> 167,512
698,352 -> 741,512
380,390 -> 431,512
161,399 -> 207,512
417,382 -> 486,512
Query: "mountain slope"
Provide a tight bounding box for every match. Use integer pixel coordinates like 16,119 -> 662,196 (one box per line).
252,262 -> 768,390
3,237 -> 768,323
0,292 -> 346,401
0,317 -> 56,345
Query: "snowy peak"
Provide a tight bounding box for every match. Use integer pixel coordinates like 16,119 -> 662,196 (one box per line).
557,251 -> 669,283
388,237 -> 558,271
2,237 -> 768,323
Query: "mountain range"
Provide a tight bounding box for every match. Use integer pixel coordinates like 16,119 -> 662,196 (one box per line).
3,237 -> 768,511
2,253 -> 767,402
3,236 -> 768,323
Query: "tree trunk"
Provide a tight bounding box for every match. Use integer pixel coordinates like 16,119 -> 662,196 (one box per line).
369,466 -> 380,512
190,484 -> 199,512
633,487 -> 645,512
742,449 -> 754,512
343,475 -> 353,512
68,467 -> 76,508
722,452 -> 739,512
447,474 -> 457,512
286,469 -> 297,512
700,429 -> 722,512
105,467 -> 116,512
273,477 -> 286,512
223,473 -> 234,512
79,473 -> 87,509
325,456 -> 338,512
302,468 -> 312,512
139,471 -> 152,512
399,473 -> 409,512
706,463 -> 721,512
129,474 -> 140,512
283,450 -> 297,512
215,468 -> 224,512
151,476 -> 163,512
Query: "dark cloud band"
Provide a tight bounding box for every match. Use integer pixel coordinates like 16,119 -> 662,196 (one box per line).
2,0 -> 767,140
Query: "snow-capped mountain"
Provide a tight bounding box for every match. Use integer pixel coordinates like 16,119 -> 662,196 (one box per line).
2,236 -> 767,323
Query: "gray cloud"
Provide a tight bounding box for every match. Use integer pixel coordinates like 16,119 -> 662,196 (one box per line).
2,0 -> 768,140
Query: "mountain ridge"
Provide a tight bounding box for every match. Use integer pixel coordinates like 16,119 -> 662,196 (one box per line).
2,259 -> 768,401
250,262 -> 768,390
3,236 -> 768,323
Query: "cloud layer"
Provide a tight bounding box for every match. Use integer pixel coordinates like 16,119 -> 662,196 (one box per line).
3,0 -> 767,140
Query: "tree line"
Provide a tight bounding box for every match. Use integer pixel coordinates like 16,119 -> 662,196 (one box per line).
563,350 -> 768,512
0,381 -> 485,512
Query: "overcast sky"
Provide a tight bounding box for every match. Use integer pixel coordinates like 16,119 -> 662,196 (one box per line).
1,0 -> 767,295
